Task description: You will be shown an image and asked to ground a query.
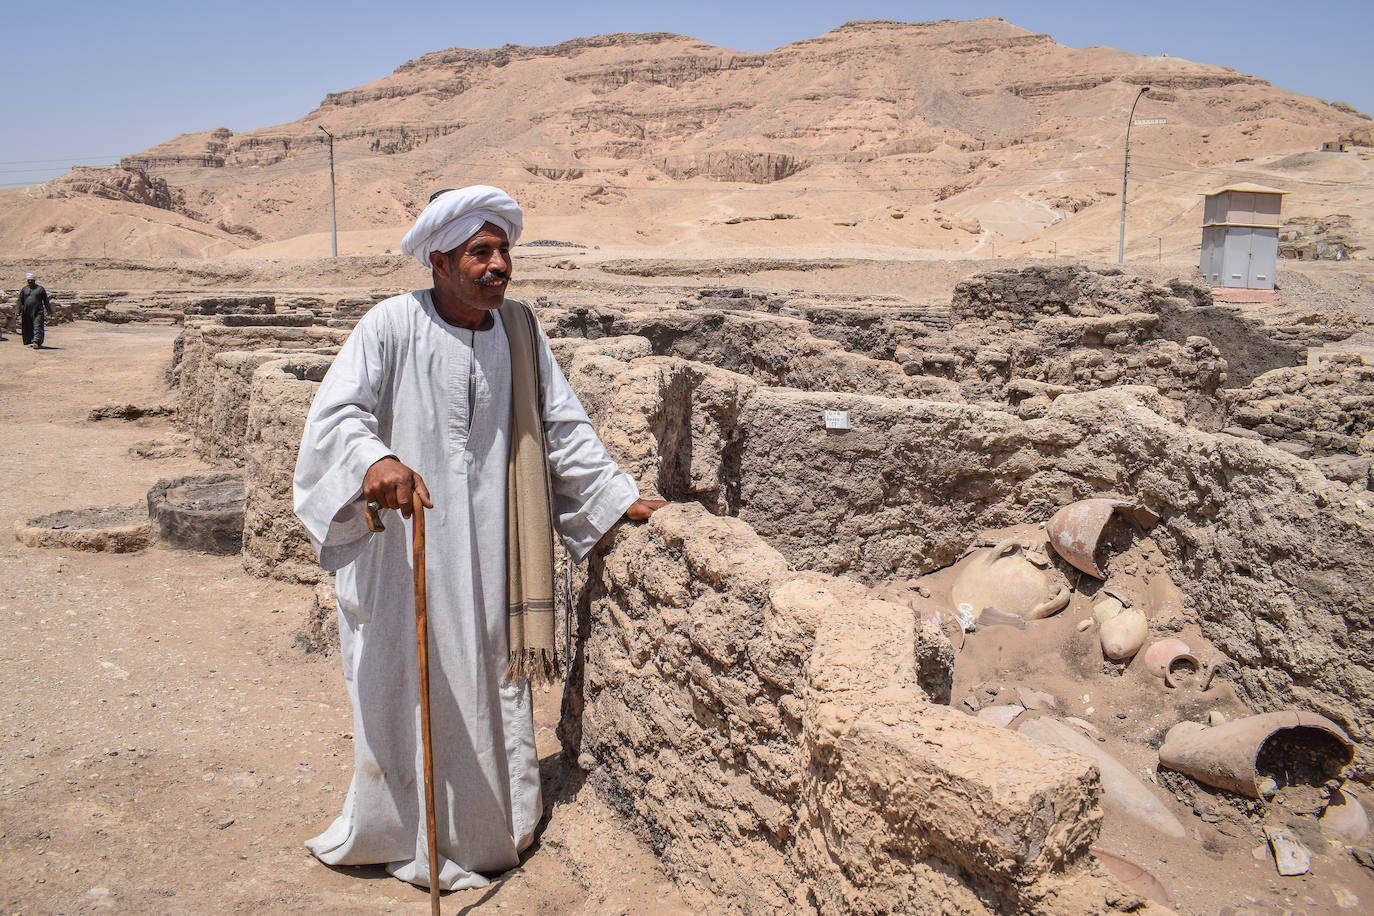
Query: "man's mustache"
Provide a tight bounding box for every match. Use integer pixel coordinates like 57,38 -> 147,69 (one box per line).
475,270 -> 509,285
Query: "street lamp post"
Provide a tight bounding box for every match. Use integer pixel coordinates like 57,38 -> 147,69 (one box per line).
319,125 -> 337,259
1117,86 -> 1149,265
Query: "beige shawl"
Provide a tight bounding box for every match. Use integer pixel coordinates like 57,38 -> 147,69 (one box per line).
498,299 -> 558,685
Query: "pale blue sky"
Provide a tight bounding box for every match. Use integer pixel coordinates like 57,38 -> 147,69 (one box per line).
3,1 -> 1370,187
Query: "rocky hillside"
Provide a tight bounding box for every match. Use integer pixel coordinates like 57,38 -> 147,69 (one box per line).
4,18 -> 1371,259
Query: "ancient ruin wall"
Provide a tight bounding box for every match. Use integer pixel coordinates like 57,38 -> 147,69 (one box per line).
205,347 -> 339,465
563,503 -> 1125,914
175,322 -> 347,462
242,355 -> 333,584
1222,355 -> 1374,484
547,306 -> 916,398
951,265 -> 1320,387
557,341 -> 1374,778
544,269 -> 1240,422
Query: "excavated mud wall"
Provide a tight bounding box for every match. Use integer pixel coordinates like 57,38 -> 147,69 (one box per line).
556,339 -> 1374,781
1222,354 -> 1374,484
547,306 -> 917,398
205,347 -> 340,464
561,503 -> 1122,915
175,322 -> 347,463
951,265 -> 1324,388
242,355 -> 333,584
544,266 -> 1258,424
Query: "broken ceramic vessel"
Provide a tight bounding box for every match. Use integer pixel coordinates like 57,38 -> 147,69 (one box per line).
1100,608 -> 1147,660
1143,638 -> 1200,688
1090,848 -> 1176,909
1158,710 -> 1354,797
951,538 -> 1068,620
1019,717 -> 1186,838
1046,498 -> 1159,578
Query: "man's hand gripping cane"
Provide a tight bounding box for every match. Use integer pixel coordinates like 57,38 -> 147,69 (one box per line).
363,456 -> 434,531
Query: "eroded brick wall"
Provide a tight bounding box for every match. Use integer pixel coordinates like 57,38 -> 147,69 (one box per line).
559,339 -> 1374,779
242,354 -> 333,584
561,503 -> 1122,914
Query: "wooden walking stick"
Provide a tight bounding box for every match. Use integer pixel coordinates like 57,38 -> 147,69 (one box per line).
411,495 -> 441,916
364,494 -> 440,914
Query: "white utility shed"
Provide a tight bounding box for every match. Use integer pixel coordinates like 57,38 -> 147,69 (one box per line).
1200,184 -> 1285,290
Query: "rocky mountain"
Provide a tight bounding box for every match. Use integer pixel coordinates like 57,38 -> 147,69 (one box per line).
4,18 -> 1371,260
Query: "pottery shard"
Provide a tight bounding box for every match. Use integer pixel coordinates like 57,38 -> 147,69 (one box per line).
1263,826 -> 1311,876
976,704 -> 1024,728
1019,717 -> 1186,838
1090,848 -> 1176,909
1015,686 -> 1057,711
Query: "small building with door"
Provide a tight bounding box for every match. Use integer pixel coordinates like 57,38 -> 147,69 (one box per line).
1200,183 -> 1284,290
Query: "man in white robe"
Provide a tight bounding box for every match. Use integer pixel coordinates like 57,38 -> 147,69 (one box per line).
294,185 -> 661,890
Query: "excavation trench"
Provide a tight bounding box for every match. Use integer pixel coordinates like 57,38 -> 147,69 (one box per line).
160,265 -> 1373,913
538,271 -> 1371,912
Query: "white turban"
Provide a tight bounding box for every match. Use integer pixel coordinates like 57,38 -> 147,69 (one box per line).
24,273 -> 34,280
400,185 -> 523,270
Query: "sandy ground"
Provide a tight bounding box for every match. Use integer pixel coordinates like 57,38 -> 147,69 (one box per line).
0,323 -> 689,915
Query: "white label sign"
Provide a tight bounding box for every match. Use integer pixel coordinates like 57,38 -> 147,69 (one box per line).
824,410 -> 851,430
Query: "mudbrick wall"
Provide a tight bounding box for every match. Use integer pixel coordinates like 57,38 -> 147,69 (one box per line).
951,265 -> 1352,388
542,265 -> 1258,425
546,305 -> 917,398
241,354 -> 334,584
175,321 -> 347,463
1222,354 -> 1374,485
555,339 -> 1374,784
560,503 -> 1130,914
204,347 -> 340,465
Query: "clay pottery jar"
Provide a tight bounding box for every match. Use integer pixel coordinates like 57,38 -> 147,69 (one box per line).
1142,638 -> 1201,687
952,538 -> 1068,621
1100,609 -> 1147,660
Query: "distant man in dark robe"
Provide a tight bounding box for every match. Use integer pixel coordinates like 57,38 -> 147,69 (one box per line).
17,273 -> 54,349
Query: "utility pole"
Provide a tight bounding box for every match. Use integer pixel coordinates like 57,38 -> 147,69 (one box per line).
1118,86 -> 1149,265
319,125 -> 337,258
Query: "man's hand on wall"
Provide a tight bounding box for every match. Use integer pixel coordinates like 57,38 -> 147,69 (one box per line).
624,498 -> 668,522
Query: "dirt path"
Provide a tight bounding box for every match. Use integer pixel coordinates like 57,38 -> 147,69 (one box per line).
0,323 -> 689,915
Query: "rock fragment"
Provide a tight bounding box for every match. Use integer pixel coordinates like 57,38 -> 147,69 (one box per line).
1263,826 -> 1311,876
